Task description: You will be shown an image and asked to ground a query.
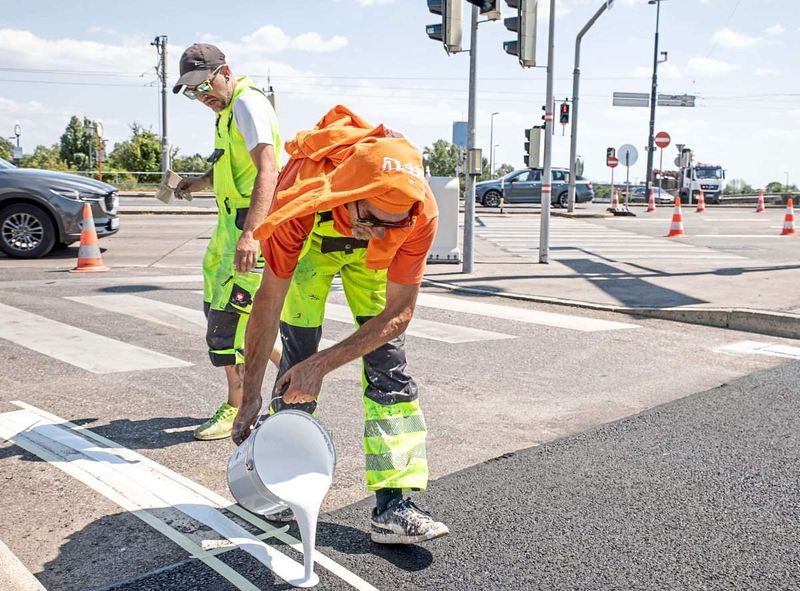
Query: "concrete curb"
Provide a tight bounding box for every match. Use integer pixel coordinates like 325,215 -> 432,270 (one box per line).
421,277 -> 800,340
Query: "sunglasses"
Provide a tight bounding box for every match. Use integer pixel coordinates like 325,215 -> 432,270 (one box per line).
183,66 -> 223,100
355,201 -> 415,229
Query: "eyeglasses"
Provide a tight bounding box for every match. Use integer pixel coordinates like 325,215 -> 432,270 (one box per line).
355,201 -> 415,229
183,66 -> 223,100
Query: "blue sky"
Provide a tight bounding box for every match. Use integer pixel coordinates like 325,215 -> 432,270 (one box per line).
0,0 -> 797,187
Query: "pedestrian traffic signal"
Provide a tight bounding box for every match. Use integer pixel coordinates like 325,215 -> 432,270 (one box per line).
502,0 -> 537,68
559,102 -> 570,125
523,127 -> 542,168
467,0 -> 500,19
426,0 -> 463,54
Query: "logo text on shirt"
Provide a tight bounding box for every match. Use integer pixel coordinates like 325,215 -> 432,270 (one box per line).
382,157 -> 423,179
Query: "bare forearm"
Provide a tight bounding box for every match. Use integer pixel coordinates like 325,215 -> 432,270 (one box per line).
243,169 -> 277,235
200,168 -> 213,188
243,289 -> 282,405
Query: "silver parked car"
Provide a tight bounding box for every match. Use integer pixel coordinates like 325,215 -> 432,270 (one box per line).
476,167 -> 594,208
0,158 -> 119,258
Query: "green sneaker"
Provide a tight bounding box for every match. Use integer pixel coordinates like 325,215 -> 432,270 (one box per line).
194,402 -> 238,441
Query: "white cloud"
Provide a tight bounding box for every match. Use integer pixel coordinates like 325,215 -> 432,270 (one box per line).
290,33 -> 348,53
630,63 -> 681,81
765,24 -> 785,36
756,67 -> 779,77
686,57 -> 738,77
712,27 -> 760,48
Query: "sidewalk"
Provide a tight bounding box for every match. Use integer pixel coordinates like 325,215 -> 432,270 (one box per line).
423,226 -> 800,340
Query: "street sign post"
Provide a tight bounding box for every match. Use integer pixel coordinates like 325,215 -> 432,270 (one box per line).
607,154 -> 619,197
618,144 -> 638,205
654,131 -> 670,192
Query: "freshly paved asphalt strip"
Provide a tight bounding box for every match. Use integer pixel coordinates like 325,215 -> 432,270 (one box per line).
102,361 -> 800,590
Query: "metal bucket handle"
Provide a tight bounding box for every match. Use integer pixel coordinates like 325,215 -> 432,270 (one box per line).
244,384 -> 289,472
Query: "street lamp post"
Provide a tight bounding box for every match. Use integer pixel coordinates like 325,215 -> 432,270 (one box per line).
489,111 -> 499,178
785,171 -> 790,192
492,144 -> 499,176
644,0 -> 667,198
12,122 -> 21,164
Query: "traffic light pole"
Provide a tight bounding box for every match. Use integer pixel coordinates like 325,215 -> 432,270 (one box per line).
463,4 -> 479,274
567,1 -> 611,213
539,0 -> 555,264
644,0 -> 662,197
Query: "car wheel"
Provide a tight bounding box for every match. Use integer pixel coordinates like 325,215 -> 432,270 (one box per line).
483,190 -> 501,208
0,203 -> 57,259
557,192 -> 569,208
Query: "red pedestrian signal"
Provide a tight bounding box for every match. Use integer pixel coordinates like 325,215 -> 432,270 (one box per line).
559,102 -> 570,125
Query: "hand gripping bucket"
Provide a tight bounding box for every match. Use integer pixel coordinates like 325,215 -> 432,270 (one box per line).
228,409 -> 336,587
227,410 -> 336,516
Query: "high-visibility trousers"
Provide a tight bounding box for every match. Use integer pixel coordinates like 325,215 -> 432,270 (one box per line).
270,231 -> 429,492
202,205 -> 264,367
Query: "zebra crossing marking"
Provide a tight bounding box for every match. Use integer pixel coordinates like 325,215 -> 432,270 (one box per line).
0,302 -> 192,374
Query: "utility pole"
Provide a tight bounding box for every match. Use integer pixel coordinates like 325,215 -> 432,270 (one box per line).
644,0 -> 664,197
151,35 -> 170,173
463,4 -> 479,273
539,0 -> 555,264
567,0 -> 613,213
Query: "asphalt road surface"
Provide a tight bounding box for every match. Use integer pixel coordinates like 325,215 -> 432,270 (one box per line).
1,214 -> 798,590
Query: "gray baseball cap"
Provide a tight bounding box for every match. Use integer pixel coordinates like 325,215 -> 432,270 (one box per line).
172,43 -> 226,93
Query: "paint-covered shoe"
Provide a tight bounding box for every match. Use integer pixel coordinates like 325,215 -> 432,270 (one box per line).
193,402 -> 238,441
370,498 -> 449,544
264,507 -> 295,522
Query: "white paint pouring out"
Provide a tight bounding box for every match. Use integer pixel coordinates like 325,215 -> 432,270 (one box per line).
229,411 -> 336,588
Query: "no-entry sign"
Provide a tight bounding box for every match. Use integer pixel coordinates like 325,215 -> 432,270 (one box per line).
607,156 -> 619,168
655,131 -> 671,149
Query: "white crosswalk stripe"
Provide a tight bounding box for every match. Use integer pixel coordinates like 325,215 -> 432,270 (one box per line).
0,302 -> 193,374
475,217 -> 745,262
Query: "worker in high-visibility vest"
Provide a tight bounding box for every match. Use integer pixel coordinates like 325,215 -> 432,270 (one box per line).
173,44 -> 282,440
232,106 -> 449,545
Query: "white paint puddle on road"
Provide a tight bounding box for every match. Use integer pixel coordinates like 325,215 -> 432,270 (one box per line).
715,340 -> 800,360
0,402 -> 379,591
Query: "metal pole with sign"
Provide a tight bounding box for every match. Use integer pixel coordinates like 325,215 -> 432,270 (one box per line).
607,154 -> 618,199
617,144 -> 638,206
95,121 -> 105,182
463,4 -> 479,274
540,0 -> 556,264
654,130 -> 670,194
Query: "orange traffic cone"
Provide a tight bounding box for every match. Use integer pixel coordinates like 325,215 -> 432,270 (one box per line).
666,197 -> 685,237
70,202 -> 110,273
611,189 -> 620,208
646,188 -> 656,212
695,190 -> 706,213
780,198 -> 796,236
755,191 -> 766,213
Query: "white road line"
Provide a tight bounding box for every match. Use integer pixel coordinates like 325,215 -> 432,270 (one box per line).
0,274 -> 204,290
715,340 -> 800,360
1,404 -> 380,591
0,302 -> 192,374
324,303 -> 514,343
415,293 -> 638,332
66,295 -> 207,332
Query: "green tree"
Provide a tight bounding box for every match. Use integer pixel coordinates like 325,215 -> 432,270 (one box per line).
724,178 -> 754,194
21,144 -> 69,170
59,115 -> 95,169
0,137 -> 13,161
172,152 -> 209,174
495,163 -> 514,177
423,140 -> 461,177
108,123 -> 162,182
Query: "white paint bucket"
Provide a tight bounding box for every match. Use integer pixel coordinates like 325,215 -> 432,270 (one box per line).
228,410 -> 336,587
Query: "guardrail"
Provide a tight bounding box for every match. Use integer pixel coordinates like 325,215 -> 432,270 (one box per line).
71,170 -> 204,190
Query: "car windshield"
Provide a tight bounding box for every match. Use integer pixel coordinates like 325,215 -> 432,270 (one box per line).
696,167 -> 723,180
0,157 -> 16,170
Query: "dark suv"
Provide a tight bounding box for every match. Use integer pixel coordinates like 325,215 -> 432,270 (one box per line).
476,167 -> 594,208
0,158 -> 119,258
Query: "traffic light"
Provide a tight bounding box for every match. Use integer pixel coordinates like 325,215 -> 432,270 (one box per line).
426,0 -> 463,54
523,127 -> 542,168
467,0 -> 501,19
559,101 -> 570,125
606,147 -> 615,160
502,0 -> 537,68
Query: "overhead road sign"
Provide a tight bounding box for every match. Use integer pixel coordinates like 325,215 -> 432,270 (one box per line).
657,94 -> 696,107
612,92 -> 649,108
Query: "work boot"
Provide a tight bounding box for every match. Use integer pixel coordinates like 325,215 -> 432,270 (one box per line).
265,507 -> 295,523
193,402 -> 238,441
370,498 -> 449,544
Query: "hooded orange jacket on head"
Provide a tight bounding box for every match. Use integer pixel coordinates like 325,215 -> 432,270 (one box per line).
253,105 -> 439,285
